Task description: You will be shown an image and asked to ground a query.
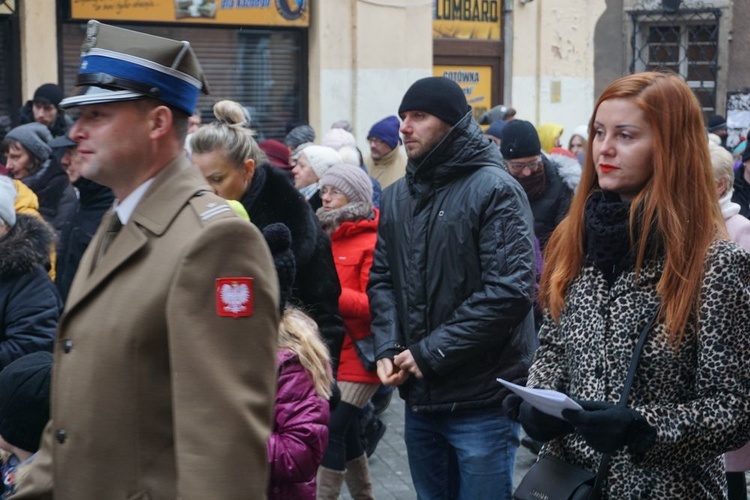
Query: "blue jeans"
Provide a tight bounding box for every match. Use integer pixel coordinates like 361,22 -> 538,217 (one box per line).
404,406 -> 520,500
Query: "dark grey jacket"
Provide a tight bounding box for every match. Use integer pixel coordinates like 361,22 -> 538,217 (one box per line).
368,113 -> 537,414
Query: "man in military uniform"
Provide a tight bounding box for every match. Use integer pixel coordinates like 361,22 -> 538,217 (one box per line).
14,21 -> 279,499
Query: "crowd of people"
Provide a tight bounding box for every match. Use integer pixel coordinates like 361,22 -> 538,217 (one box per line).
0,19 -> 749,500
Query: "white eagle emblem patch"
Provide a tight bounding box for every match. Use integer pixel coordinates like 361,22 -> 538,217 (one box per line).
216,278 -> 254,318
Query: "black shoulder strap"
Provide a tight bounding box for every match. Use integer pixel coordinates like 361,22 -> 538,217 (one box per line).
591,305 -> 661,499
618,306 -> 661,407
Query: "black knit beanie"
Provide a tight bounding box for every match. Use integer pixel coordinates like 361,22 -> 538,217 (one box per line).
501,120 -> 542,159
0,351 -> 53,453
33,84 -> 64,107
261,223 -> 296,314
398,77 -> 470,126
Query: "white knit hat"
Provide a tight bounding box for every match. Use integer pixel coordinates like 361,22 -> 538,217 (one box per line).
300,145 -> 342,180
321,128 -> 356,151
572,125 -> 589,142
0,177 -> 18,227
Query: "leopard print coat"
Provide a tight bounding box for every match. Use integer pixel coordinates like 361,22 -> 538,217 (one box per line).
528,239 -> 750,498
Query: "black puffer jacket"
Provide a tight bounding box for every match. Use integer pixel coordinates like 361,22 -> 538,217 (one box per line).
0,214 -> 62,369
241,163 -> 344,373
56,178 -> 114,301
368,113 -> 537,414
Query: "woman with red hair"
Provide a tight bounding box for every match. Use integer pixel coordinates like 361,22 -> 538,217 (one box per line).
518,72 -> 750,498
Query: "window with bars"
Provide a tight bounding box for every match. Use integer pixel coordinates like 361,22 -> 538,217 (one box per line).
630,7 -> 721,120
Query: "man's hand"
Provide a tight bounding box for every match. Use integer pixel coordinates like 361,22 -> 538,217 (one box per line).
393,349 -> 423,379
376,358 -> 410,386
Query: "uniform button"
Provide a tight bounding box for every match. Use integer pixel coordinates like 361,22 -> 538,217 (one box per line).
56,429 -> 67,444
63,340 -> 74,353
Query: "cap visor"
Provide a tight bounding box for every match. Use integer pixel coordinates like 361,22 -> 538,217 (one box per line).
49,136 -> 77,149
60,86 -> 146,109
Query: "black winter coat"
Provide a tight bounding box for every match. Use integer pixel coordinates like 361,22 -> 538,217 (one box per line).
528,157 -> 573,249
368,113 -> 537,413
22,157 -> 78,252
0,214 -> 62,368
56,178 -> 114,301
732,163 -> 750,219
241,163 -> 344,371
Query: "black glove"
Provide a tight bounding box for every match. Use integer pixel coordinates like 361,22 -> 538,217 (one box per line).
562,401 -> 656,454
329,379 -> 341,410
519,401 -> 574,442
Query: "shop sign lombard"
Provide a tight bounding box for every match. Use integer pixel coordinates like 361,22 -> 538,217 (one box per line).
433,0 -> 501,40
70,0 -> 309,27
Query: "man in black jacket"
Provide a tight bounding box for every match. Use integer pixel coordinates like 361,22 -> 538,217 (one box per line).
501,119 -> 574,249
368,77 -> 537,499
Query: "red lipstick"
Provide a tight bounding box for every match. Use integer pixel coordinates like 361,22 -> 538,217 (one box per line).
599,164 -> 618,173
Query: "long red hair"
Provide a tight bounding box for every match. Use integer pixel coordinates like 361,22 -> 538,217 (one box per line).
539,72 -> 724,347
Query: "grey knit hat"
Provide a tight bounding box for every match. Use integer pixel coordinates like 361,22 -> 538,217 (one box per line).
284,125 -> 316,149
300,145 -> 342,180
319,163 -> 373,206
0,177 -> 17,228
5,123 -> 53,162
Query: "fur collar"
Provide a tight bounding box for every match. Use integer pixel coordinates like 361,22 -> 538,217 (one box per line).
316,201 -> 373,235
0,214 -> 53,278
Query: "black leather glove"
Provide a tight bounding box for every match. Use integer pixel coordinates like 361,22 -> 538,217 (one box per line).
519,401 -> 574,442
562,401 -> 656,454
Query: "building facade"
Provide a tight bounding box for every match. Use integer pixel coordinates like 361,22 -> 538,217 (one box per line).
0,0 -> 432,150
2,1 -> 747,150
510,0 -> 750,148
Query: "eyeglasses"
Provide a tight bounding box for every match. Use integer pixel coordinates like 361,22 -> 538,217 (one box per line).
505,158 -> 543,173
321,186 -> 346,198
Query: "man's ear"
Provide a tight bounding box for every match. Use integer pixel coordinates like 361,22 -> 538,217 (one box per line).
148,105 -> 173,140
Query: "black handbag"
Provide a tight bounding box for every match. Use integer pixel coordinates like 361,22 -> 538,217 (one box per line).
513,307 -> 660,500
513,454 -> 596,500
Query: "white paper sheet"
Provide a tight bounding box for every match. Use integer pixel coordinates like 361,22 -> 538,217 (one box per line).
497,378 -> 582,419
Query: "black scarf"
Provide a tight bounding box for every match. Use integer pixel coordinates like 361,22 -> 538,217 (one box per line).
584,191 -> 633,284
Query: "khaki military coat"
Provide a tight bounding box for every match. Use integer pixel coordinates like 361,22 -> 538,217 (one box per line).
13,157 -> 279,500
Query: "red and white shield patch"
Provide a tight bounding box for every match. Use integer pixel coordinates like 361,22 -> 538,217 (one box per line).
216,277 -> 254,318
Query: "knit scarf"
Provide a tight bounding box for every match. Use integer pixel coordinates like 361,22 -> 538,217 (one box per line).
584,191 -> 633,283
519,167 -> 546,200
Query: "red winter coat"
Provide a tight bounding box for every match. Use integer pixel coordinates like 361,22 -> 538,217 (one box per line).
331,209 -> 381,384
267,348 -> 330,500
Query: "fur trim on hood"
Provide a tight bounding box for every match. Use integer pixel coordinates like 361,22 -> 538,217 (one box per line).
548,153 -> 582,192
0,213 -> 53,278
316,201 -> 373,235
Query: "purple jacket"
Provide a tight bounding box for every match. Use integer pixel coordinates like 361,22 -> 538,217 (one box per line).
267,348 -> 330,499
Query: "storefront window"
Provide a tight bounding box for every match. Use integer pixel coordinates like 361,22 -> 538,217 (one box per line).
61,23 -> 305,141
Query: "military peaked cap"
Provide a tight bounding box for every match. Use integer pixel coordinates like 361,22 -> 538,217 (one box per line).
60,20 -> 209,115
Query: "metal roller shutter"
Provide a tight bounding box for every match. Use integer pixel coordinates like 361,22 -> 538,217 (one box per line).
0,16 -> 15,137
61,23 -> 305,141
